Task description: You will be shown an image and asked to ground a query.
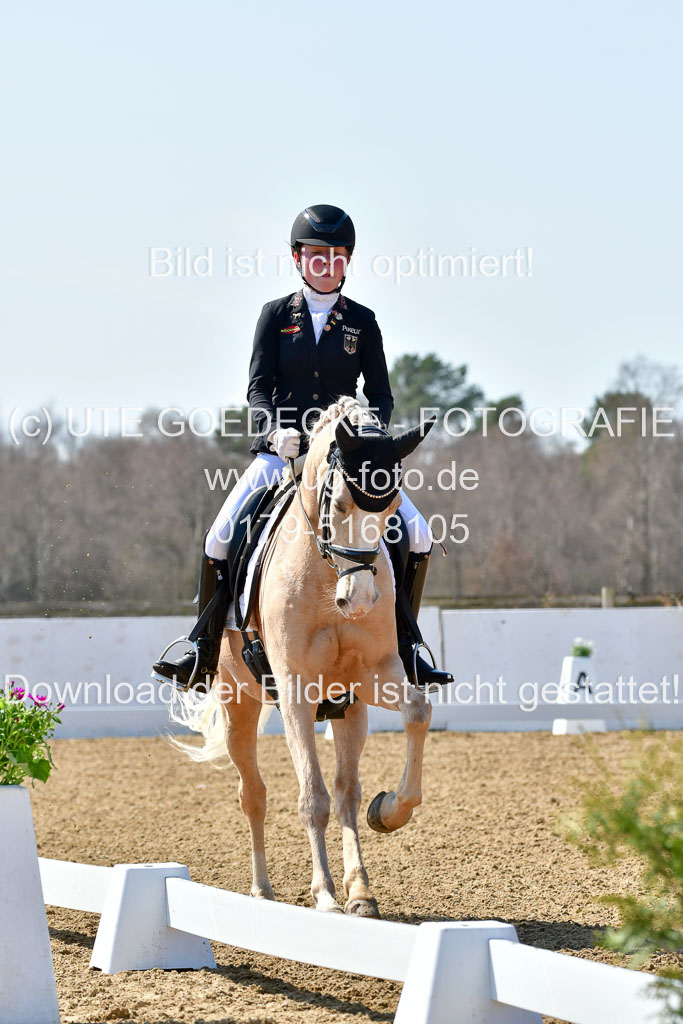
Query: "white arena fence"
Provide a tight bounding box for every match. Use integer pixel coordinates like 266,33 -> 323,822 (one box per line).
30,856 -> 668,1024
1,608 -> 681,737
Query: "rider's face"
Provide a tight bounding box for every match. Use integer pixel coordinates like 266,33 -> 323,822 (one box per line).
296,245 -> 349,292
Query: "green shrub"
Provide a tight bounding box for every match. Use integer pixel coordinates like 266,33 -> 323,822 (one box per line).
0,682 -> 63,786
566,732 -> 683,1021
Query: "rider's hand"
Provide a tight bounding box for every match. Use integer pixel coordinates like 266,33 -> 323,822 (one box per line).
268,427 -> 301,459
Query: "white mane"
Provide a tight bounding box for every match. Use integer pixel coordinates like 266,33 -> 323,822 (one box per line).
308,396 -> 382,439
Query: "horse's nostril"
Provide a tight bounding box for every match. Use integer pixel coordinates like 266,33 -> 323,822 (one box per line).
336,597 -> 348,611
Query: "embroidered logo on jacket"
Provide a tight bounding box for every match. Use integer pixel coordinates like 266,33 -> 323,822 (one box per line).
342,323 -> 360,353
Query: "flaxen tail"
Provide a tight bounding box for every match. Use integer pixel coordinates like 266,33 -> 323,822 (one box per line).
167,686 -> 232,766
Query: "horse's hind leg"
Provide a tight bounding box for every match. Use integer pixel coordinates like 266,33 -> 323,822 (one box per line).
331,700 -> 380,918
224,691 -> 274,900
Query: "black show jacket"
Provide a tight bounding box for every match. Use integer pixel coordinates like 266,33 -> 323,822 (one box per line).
246,289 -> 394,455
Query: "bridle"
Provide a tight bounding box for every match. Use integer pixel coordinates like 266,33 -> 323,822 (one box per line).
286,429 -> 401,581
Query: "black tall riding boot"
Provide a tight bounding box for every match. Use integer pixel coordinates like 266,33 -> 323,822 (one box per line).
152,553 -> 231,690
397,549 -> 453,690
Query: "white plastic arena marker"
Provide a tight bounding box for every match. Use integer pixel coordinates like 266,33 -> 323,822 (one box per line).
394,921 -> 541,1024
553,655 -> 606,734
90,863 -> 216,973
0,786 -> 61,1024
552,717 -> 607,735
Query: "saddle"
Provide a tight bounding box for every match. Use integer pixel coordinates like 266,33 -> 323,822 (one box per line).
226,460 -> 411,722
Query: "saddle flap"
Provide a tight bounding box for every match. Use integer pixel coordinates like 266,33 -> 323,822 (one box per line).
229,485 -> 296,631
225,483 -> 273,588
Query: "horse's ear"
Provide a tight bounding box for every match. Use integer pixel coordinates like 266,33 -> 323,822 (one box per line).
393,418 -> 436,460
335,414 -> 363,453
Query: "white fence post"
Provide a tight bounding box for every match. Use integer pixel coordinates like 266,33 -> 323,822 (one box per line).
0,786 -> 61,1024
394,921 -> 541,1024
90,863 -> 216,973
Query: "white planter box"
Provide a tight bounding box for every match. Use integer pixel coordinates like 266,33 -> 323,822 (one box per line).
0,785 -> 60,1023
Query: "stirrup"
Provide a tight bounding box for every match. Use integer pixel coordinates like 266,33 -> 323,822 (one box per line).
411,640 -> 442,695
403,640 -> 453,694
151,635 -> 201,691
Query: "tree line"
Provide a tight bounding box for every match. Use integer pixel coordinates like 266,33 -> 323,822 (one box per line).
1,355 -> 681,614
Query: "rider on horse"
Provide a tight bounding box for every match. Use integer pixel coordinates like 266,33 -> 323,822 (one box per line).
152,205 -> 453,693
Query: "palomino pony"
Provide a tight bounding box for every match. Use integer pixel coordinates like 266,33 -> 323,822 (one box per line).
170,397 -> 434,917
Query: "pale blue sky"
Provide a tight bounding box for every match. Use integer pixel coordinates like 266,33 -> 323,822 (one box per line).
2,0 -> 682,430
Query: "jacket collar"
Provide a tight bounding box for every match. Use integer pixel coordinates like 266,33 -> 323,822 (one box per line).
288,289 -> 347,313
286,289 -> 344,347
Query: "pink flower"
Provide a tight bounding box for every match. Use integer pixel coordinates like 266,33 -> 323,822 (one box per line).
33,695 -> 48,704
57,703 -> 65,711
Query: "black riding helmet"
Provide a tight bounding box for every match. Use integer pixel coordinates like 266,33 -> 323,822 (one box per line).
291,205 -> 355,251
290,205 -> 355,293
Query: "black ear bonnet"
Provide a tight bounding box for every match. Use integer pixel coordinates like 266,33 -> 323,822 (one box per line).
329,415 -> 435,512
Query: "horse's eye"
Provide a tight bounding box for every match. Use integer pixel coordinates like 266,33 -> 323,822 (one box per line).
334,501 -> 347,515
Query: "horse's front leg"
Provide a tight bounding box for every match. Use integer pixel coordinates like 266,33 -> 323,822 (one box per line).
330,700 -> 380,918
279,676 -> 342,913
356,653 -> 432,833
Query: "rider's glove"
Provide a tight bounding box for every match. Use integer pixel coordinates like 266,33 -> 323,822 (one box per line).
267,427 -> 301,459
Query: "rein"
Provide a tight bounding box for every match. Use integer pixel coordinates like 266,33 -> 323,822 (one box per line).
286,431 -> 399,581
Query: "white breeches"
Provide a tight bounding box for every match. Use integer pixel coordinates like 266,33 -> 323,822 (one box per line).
204,453 -> 433,560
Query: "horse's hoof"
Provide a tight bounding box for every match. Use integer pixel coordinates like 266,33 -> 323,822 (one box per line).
251,887 -> 275,901
367,791 -> 394,833
345,897 -> 381,918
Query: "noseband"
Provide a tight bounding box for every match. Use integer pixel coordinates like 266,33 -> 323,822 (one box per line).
287,428 -> 401,580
